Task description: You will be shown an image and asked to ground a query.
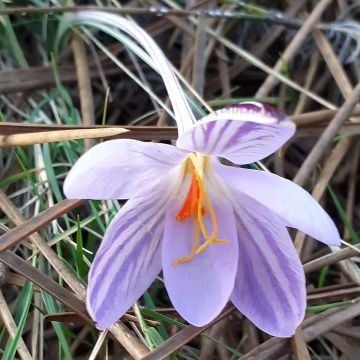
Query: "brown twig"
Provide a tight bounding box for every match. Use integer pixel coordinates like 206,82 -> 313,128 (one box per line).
71,31 -> 97,150
291,327 -> 310,360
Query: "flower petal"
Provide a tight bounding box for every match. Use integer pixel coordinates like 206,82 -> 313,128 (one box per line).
87,178 -> 174,329
176,102 -> 295,164
64,139 -> 188,200
230,192 -> 306,337
213,163 -> 341,246
162,191 -> 238,326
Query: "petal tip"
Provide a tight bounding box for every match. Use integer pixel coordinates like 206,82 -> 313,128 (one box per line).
62,177 -> 72,199
94,319 -> 112,331
62,174 -> 82,200
224,101 -> 294,127
86,292 -> 116,331
329,236 -> 342,247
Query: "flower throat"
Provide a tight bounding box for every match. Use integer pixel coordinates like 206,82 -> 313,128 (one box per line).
173,154 -> 228,267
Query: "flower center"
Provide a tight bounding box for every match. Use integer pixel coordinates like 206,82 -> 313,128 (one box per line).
173,154 -> 228,267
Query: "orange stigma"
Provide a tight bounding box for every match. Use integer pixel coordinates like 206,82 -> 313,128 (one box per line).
172,155 -> 228,267
175,170 -> 206,221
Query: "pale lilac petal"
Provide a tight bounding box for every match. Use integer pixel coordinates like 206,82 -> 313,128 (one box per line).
230,192 -> 306,337
213,163 -> 341,246
162,191 -> 238,326
87,178 -> 174,329
64,139 -> 188,200
176,102 -> 295,164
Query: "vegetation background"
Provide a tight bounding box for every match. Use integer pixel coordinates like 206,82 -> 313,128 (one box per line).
0,0 -> 359,359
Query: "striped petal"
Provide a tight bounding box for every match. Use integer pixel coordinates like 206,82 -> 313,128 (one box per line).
230,192 -> 306,337
162,190 -> 238,326
87,178 -> 174,329
213,163 -> 341,246
176,102 -> 295,165
64,139 -> 188,200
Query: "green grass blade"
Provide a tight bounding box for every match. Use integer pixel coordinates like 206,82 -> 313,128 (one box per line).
328,186 -> 359,243
75,215 -> 86,279
41,291 -> 74,360
306,300 -> 354,313
0,0 -> 29,68
2,281 -> 33,360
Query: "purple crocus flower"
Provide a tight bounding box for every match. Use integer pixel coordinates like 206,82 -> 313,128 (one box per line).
63,12 -> 340,337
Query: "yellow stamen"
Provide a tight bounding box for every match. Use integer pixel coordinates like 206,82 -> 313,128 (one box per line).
193,169 -> 229,254
172,217 -> 200,267
173,155 -> 229,266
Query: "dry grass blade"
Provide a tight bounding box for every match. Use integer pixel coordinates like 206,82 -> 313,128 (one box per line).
44,312 -> 89,325
307,287 -> 360,303
70,22 -> 96,150
141,304 -> 235,360
313,29 -> 353,99
256,0 -> 332,98
323,332 -> 360,359
88,330 -> 108,360
304,244 -> 360,273
0,195 -> 84,252
0,251 -> 91,323
44,312 -> 160,327
291,108 -> 360,126
240,300 -> 360,360
0,128 -> 128,147
291,328 -> 311,360
0,123 -> 178,140
0,64 -> 121,94
0,191 -> 87,298
294,82 -> 360,186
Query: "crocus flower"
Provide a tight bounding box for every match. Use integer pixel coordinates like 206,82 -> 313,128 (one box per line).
63,12 -> 340,337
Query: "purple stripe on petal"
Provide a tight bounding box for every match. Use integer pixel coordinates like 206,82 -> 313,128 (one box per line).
91,198 -> 156,266
214,163 -> 341,246
213,120 -> 233,153
86,174 -> 177,330
92,217 -> 164,320
244,220 -> 294,317
235,234 -> 279,325
90,205 -> 162,306
219,122 -> 255,153
162,191 -> 238,326
229,192 -> 306,337
90,194 -> 167,298
176,102 -> 295,165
